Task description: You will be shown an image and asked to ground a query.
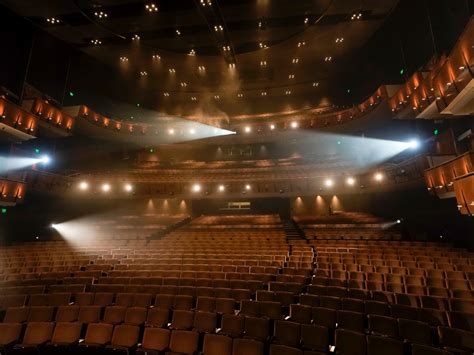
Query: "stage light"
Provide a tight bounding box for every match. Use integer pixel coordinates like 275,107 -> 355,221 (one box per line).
218,185 -> 225,192
168,128 -> 175,135
40,155 -> 51,164
124,184 -> 133,192
374,173 -> 384,181
189,128 -> 196,135
396,219 -> 401,224
346,177 -> 355,186
51,224 -> 57,228
270,124 -> 275,130
79,181 -> 89,191
325,179 -> 333,187
102,183 -> 111,192
291,121 -> 298,129
192,184 -> 201,192
244,126 -> 251,133
407,139 -> 420,149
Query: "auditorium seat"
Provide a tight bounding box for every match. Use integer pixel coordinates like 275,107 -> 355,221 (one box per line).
273,320 -> 300,347
43,322 -> 82,353
411,343 -> 452,355
0,323 -> 22,351
203,333 -> 233,355
77,323 -> 114,352
244,316 -> 269,342
398,319 -> 433,345
146,308 -> 169,327
270,344 -> 303,355
368,314 -> 398,338
220,314 -> 245,337
104,324 -> 140,353
193,311 -> 217,333
233,338 -> 265,355
335,329 -> 367,355
300,324 -> 329,353
367,335 -> 404,355
12,322 -> 54,353
137,327 -> 170,354
170,310 -> 194,330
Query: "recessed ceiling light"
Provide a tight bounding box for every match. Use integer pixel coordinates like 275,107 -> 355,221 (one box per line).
120,56 -> 128,62
145,3 -> 158,12
261,91 -> 267,96
176,29 -> 181,35
297,41 -> 306,47
285,90 -> 291,95
324,56 -> 332,62
244,126 -> 251,133
46,17 -> 60,24
237,93 -> 243,98
189,49 -> 196,56
214,25 -> 223,32
324,179 -> 333,187
163,92 -> 170,97
312,82 -> 319,87
335,37 -> 344,43
288,74 -> 295,79
198,66 -> 206,71
168,68 -> 176,73
292,58 -> 299,64
94,11 -> 108,18
132,34 -> 140,41
91,39 -> 102,45
214,95 -> 220,100
270,124 -> 275,130
291,121 -> 298,129
168,128 -> 175,135
152,54 -> 161,60
351,12 -> 362,20
218,185 -> 225,192
140,71 -> 148,76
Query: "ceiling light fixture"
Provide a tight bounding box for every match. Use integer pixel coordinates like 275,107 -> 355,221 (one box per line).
46,17 -> 60,24
94,11 -> 108,18
145,3 -> 158,12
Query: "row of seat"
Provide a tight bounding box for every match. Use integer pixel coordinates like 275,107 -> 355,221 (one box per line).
0,321 -> 469,354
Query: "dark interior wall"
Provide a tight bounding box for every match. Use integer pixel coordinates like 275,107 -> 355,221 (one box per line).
0,7 -> 33,98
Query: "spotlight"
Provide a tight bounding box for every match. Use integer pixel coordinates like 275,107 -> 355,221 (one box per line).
79,181 -> 89,191
40,155 -> 51,164
168,128 -> 175,135
270,124 -> 275,130
244,126 -> 251,133
51,224 -> 57,229
396,219 -> 401,224
245,184 -> 251,190
189,128 -> 196,135
290,121 -> 298,129
374,173 -> 384,181
102,183 -> 111,192
218,185 -> 225,192
346,177 -> 355,186
407,139 -> 420,149
324,179 -> 333,187
124,184 -> 133,192
192,184 -> 201,192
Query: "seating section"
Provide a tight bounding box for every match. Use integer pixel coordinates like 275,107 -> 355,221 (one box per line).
0,214 -> 472,354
